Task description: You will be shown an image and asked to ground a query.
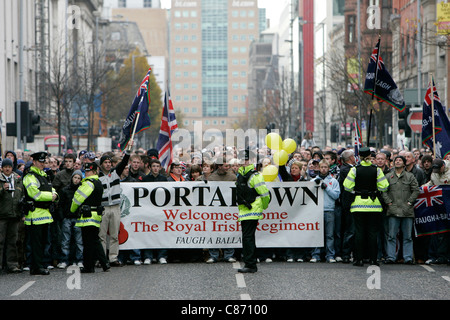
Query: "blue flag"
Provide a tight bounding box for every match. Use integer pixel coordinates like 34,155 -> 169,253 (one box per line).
421,78 -> 450,159
364,38 -> 406,112
414,185 -> 450,237
119,68 -> 152,151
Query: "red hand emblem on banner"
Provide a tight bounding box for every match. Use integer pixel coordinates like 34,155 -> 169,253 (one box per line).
119,222 -> 129,245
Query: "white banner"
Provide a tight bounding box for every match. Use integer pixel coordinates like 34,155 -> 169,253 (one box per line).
119,181 -> 324,249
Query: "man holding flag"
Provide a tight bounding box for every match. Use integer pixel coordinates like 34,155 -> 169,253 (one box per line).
156,90 -> 178,171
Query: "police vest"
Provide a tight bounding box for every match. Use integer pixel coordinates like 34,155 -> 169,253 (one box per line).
354,164 -> 378,199
235,169 -> 259,208
24,170 -> 54,225
83,178 -> 103,207
26,171 -> 53,207
75,177 -> 104,228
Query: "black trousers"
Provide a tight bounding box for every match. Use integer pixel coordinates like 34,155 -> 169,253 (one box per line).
241,220 -> 258,270
353,212 -> 381,262
28,223 -> 49,271
81,226 -> 108,270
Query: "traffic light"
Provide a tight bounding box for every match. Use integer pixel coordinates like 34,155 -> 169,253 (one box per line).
26,110 -> 41,143
6,101 -> 29,139
398,106 -> 411,138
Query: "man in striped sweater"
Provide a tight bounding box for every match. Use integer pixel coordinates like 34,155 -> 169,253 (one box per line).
98,150 -> 130,266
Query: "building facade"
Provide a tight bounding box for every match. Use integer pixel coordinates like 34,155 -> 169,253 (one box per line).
169,0 -> 264,134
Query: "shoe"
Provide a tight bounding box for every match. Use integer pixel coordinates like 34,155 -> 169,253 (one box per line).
159,258 -> 167,264
77,262 -> 84,268
80,267 -> 95,273
265,258 -> 273,263
57,262 -> 67,269
309,258 -> 318,263
353,260 -> 364,267
102,262 -> 110,272
226,257 -> 237,263
328,258 -> 336,263
110,260 -> 122,267
369,260 -> 379,266
206,257 -> 216,263
286,258 -> 294,262
8,267 -> 22,274
237,267 -> 257,273
383,259 -> 395,264
335,256 -> 343,262
342,257 -> 350,264
46,265 -> 54,270
143,258 -> 151,265
30,268 -> 50,275
296,258 -> 304,262
134,260 -> 141,266
404,260 -> 414,265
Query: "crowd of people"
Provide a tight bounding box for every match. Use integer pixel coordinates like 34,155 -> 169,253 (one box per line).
1,136 -> 450,275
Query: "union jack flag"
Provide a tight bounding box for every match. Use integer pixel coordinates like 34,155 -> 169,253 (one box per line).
119,68 -> 152,151
414,185 -> 443,209
414,185 -> 450,236
156,90 -> 178,171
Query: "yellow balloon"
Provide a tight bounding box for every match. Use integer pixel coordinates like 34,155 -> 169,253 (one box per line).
273,150 -> 289,166
262,165 -> 278,182
282,138 -> 297,154
265,133 -> 282,150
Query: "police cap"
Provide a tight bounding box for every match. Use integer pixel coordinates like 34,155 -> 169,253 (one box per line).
30,151 -> 48,162
359,147 -> 371,158
84,162 -> 98,172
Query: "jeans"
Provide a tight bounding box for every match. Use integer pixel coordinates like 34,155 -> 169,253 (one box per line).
386,216 -> 413,262
311,210 -> 335,261
208,248 -> 235,261
60,218 -> 83,264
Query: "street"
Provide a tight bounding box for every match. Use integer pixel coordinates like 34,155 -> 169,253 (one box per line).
1,260 -> 448,304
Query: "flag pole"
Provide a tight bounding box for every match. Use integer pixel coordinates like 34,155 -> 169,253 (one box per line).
372,34 -> 381,100
430,73 -> 436,157
128,112 -> 140,151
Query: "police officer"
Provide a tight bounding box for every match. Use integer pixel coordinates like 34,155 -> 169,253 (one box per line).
343,147 -> 389,266
70,162 -> 110,273
236,149 -> 270,273
23,151 -> 58,275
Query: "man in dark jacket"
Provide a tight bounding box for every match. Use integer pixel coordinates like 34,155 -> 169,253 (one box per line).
338,149 -> 356,263
143,159 -> 168,182
0,159 -> 24,273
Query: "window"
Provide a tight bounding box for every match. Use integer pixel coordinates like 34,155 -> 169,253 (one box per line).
348,15 -> 355,43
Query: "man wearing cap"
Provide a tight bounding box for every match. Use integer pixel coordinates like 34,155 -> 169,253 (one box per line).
98,150 -> 130,266
236,149 -> 270,273
23,151 -> 58,275
70,162 -> 109,273
382,156 -> 420,264
0,158 -> 24,273
343,147 -> 389,266
426,158 -> 450,186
